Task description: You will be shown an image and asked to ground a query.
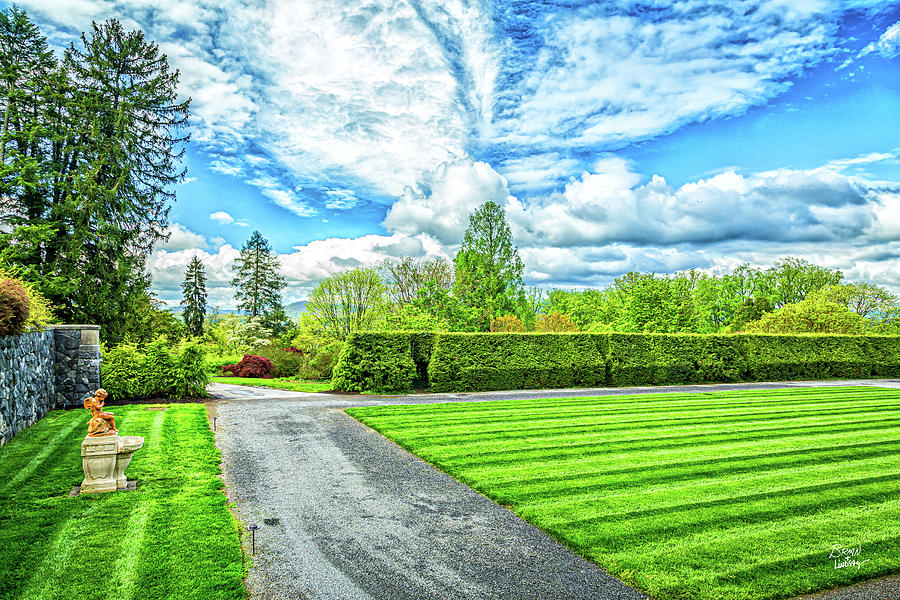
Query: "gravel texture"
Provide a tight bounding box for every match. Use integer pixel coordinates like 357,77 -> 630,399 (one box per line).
210,379 -> 900,600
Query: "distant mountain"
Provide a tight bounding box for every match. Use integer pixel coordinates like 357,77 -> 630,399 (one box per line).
166,303 -> 306,316
285,301 -> 308,316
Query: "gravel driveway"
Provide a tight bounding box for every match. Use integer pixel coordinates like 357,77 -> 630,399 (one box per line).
210,380 -> 900,600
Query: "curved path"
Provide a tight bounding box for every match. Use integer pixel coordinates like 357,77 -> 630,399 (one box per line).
210,380 -> 900,600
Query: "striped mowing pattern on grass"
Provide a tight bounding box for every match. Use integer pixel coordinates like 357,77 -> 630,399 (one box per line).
346,386 -> 900,600
0,404 -> 245,600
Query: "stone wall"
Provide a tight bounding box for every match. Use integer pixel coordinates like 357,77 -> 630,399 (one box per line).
52,325 -> 101,409
0,325 -> 101,446
0,330 -> 56,446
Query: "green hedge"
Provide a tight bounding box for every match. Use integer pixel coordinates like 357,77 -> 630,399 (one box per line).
331,332 -> 417,393
428,333 -> 605,392
331,332 -> 900,392
102,339 -> 209,401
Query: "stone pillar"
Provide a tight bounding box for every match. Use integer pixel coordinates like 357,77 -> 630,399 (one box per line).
52,325 -> 101,408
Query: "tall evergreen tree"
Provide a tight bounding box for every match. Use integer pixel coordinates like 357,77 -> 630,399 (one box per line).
0,10 -> 190,341
180,255 -> 207,337
453,200 -> 524,330
231,230 -> 286,319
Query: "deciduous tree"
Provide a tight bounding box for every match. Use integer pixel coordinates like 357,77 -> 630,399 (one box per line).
453,200 -> 524,330
306,267 -> 385,340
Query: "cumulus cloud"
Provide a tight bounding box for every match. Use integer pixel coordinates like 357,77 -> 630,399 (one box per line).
159,223 -> 208,251
383,159 -> 512,245
209,211 -> 235,225
18,0 -> 856,215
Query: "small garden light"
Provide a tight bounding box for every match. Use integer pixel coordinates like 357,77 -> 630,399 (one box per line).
213,416 -> 217,431
248,523 -> 259,555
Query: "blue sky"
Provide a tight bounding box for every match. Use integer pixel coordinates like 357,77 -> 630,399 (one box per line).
10,0 -> 900,307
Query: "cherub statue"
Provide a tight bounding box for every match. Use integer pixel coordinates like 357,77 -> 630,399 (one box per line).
84,389 -> 117,437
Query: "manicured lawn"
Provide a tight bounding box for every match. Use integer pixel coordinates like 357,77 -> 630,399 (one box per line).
0,404 -> 245,600
347,386 -> 900,600
211,376 -> 332,392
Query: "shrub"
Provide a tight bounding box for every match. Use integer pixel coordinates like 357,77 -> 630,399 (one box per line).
428,333 -> 605,392
102,343 -> 147,400
0,265 -> 54,334
0,278 -> 30,336
337,331 -> 900,393
605,333 -> 746,387
490,314 -> 525,332
331,333 -> 416,392
144,338 -> 178,398
175,343 -> 209,397
102,340 -> 209,400
222,355 -> 273,378
257,344 -> 304,378
298,340 -> 344,380
535,312 -> 578,332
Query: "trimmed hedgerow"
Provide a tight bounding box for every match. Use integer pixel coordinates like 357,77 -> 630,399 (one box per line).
428,333 -> 606,393
604,333 -> 748,387
331,331 -> 900,392
331,332 -> 417,393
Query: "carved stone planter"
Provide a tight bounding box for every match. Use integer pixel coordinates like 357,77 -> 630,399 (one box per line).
81,434 -> 144,494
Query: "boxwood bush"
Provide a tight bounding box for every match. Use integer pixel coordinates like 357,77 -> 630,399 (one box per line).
331,331 -> 900,392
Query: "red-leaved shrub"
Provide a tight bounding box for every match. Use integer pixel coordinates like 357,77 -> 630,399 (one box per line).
221,354 -> 273,378
282,346 -> 303,354
0,278 -> 30,336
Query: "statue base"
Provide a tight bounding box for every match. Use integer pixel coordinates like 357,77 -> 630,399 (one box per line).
80,434 -> 144,494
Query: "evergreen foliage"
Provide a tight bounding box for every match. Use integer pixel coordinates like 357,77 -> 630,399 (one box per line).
331,332 -> 417,392
333,331 -> 900,392
231,230 -> 286,320
0,10 -> 190,341
181,255 -> 207,337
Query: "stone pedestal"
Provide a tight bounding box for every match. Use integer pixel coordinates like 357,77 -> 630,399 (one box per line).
80,434 -> 144,494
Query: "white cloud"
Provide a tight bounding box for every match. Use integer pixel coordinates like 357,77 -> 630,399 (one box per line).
859,21 -> 900,59
324,189 -> 360,211
158,223 -> 208,251
495,1 -> 837,149
383,159 -> 512,245
247,176 -> 316,218
209,211 -> 235,225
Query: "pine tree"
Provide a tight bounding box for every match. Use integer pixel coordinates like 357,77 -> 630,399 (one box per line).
231,230 -> 286,319
453,200 -> 524,330
180,256 -> 207,337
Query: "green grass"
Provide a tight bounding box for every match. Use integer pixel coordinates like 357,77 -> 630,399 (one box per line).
211,376 -> 332,392
0,404 -> 245,600
346,386 -> 900,600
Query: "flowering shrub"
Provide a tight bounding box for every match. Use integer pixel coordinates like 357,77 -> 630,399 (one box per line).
222,354 -> 273,378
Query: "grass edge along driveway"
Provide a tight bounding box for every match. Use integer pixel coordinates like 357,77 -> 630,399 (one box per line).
347,386 -> 900,600
0,403 -> 245,600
